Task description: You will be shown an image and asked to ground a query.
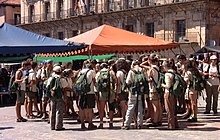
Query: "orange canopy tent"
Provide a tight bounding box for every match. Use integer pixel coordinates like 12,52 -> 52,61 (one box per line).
65,24 -> 179,55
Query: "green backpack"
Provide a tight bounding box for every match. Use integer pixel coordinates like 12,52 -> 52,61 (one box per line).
47,77 -> 63,99
73,70 -> 91,96
168,72 -> 187,97
152,68 -> 165,94
97,70 -> 113,93
130,69 -> 149,95
191,70 -> 205,92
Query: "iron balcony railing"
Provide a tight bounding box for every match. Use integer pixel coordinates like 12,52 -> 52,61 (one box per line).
154,32 -> 204,45
20,0 -> 199,24
21,8 -> 77,24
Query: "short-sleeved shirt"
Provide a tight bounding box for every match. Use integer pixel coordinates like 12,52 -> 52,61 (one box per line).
116,70 -> 126,94
204,64 -> 220,85
28,69 -> 37,92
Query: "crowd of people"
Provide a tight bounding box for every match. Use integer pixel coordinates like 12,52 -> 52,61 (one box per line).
11,53 -> 220,131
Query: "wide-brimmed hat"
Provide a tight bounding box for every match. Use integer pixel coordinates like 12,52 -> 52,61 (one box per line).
210,55 -> 217,60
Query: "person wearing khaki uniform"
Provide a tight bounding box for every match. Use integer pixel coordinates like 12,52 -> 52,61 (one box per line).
203,55 -> 220,114
161,61 -> 178,129
96,63 -> 116,129
47,66 -> 68,131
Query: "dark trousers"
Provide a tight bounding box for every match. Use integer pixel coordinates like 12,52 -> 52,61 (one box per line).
205,84 -> 219,113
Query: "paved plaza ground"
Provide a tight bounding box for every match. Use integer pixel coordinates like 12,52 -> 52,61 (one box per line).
1,96 -> 220,140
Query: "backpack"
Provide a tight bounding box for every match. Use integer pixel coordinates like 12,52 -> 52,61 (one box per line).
191,70 -> 205,92
118,70 -> 128,93
97,70 -> 112,93
9,70 -> 23,93
152,68 -> 165,94
46,77 -> 63,99
130,69 -> 149,95
168,71 -> 187,97
73,70 -> 91,96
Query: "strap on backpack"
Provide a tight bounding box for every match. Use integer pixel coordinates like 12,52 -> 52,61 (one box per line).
151,67 -> 160,88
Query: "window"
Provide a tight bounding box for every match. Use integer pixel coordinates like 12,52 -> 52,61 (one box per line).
89,0 -> 95,14
128,0 -> 134,8
146,22 -> 154,37
57,0 -> 63,18
108,0 -> 114,11
125,25 -> 133,32
71,0 -> 77,16
14,14 -> 21,25
58,32 -> 64,40
29,5 -> 34,22
45,2 -> 50,20
176,20 -> 186,42
72,30 -> 78,37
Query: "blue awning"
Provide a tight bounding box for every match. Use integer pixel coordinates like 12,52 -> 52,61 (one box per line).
0,23 -> 85,56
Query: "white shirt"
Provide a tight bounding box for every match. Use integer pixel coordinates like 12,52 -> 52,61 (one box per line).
116,70 -> 125,94
28,69 -> 37,92
204,64 -> 220,85
164,69 -> 174,93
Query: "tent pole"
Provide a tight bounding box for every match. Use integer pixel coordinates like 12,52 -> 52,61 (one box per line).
170,49 -> 176,56
88,45 -> 92,60
190,43 -> 196,53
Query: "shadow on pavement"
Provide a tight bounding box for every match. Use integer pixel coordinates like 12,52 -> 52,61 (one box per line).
0,127 -> 14,130
185,127 -> 220,131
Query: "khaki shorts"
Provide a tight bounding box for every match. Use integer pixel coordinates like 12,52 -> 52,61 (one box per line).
98,91 -> 115,102
118,92 -> 128,101
27,92 -> 37,102
16,90 -> 25,104
149,92 -> 160,101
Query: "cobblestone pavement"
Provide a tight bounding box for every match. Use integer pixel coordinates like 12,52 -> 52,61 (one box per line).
1,96 -> 220,140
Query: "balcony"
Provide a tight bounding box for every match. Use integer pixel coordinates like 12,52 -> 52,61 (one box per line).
21,8 -> 77,24
154,32 -> 204,45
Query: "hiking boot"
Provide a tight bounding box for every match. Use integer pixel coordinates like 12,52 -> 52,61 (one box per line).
41,113 -> 47,120
187,117 -> 197,122
157,122 -> 162,126
98,124 -> 104,129
109,123 -> 113,129
81,123 -> 86,129
213,111 -> 218,115
137,125 -> 142,129
147,123 -> 159,127
121,126 -> 129,130
56,128 -> 65,131
105,114 -> 109,119
88,123 -> 97,130
16,117 -> 27,122
145,118 -> 152,124
36,113 -> 42,118
204,111 -> 210,114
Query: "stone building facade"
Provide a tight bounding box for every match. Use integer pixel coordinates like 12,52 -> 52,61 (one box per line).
0,0 -> 21,25
18,0 -> 220,57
